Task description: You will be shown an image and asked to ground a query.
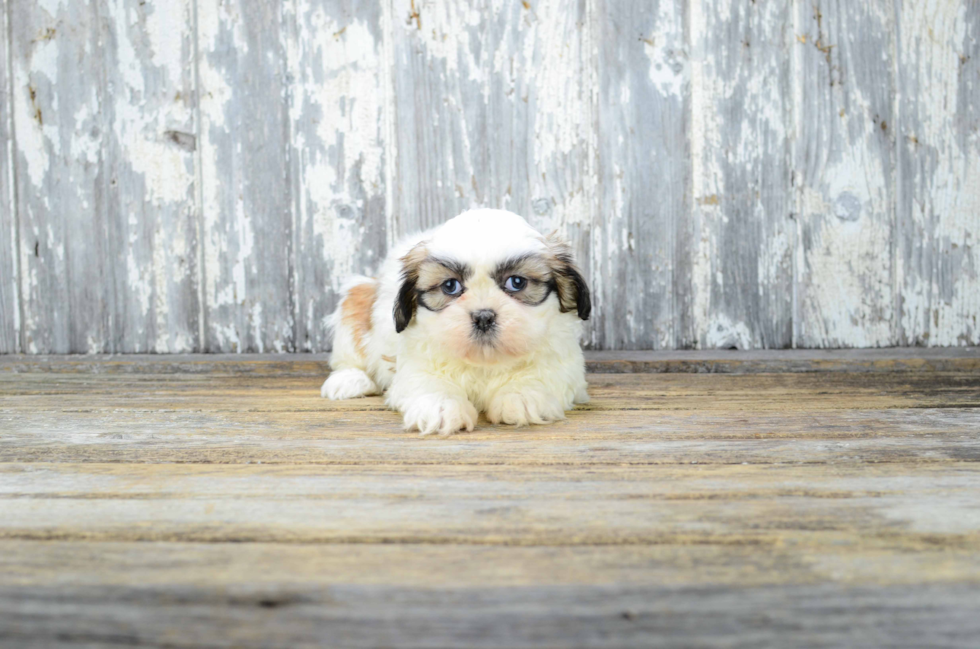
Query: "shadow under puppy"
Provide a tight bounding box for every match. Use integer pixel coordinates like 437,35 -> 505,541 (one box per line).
321,209 -> 591,436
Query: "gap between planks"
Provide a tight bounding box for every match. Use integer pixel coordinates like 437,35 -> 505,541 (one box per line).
2,347 -> 980,375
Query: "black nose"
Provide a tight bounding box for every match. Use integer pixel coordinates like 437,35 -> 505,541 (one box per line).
471,309 -> 496,333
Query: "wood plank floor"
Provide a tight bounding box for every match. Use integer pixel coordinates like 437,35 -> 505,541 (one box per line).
1,351 -> 979,648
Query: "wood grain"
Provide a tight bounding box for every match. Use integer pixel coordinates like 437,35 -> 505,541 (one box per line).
3,462 -> 980,545
4,347 -> 980,375
1,355 -> 979,646
102,0 -> 201,353
2,579 -> 977,649
6,1 -> 202,354
4,408 -> 980,466
197,0 -> 295,353
5,366 -> 980,406
9,0 -> 109,353
388,0 -> 489,232
1,1 -> 979,352
593,0 -> 688,350
5,538 -> 980,589
690,0 -> 794,349
286,0 -> 389,352
794,1 -> 897,348
0,0 -> 16,354
896,0 -> 980,347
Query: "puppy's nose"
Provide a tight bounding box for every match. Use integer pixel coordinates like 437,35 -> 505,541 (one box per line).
471,309 -> 496,333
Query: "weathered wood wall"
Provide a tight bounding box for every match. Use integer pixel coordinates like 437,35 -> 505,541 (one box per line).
1,0 -> 977,353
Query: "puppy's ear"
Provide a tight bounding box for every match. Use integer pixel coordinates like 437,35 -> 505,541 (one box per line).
544,232 -> 591,320
393,242 -> 428,333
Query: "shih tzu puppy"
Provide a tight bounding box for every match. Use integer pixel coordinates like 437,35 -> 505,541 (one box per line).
320,208 -> 591,436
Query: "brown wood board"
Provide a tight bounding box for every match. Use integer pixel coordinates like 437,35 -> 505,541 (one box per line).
0,355 -> 978,646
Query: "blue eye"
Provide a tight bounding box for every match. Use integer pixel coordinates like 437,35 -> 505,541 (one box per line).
441,278 -> 462,295
504,276 -> 527,292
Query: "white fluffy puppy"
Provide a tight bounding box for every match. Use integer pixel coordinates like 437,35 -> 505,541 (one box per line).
320,208 -> 591,436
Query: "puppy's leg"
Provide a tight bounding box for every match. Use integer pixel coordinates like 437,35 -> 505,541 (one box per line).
386,370 -> 477,436
321,279 -> 381,400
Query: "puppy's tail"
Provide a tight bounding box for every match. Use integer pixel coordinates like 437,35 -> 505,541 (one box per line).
321,276 -> 381,400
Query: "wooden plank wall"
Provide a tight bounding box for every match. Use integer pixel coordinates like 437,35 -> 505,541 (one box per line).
1,0 -> 977,353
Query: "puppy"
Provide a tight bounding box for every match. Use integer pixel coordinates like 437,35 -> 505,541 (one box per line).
320,208 -> 591,436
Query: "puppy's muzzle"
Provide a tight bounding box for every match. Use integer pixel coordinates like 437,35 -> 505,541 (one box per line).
471,309 -> 496,333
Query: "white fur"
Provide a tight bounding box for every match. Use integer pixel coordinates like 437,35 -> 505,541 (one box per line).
322,209 -> 589,435
320,368 -> 380,399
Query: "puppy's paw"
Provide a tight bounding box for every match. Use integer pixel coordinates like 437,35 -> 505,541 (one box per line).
321,368 -> 380,400
403,395 -> 477,437
486,391 -> 566,426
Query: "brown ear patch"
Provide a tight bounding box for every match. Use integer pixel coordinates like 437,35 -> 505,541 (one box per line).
394,242 -> 429,333
544,231 -> 592,320
342,282 -> 377,355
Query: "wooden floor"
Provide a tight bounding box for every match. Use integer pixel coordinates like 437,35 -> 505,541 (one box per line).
1,350 -> 980,648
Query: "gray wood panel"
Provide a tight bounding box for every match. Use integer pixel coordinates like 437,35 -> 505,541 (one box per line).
388,1 -> 594,342
794,1 -> 897,348
101,0 -> 201,352
9,0 -> 109,353
594,0 -> 689,350
286,0 -> 389,351
897,0 -> 980,347
689,0 -> 794,349
1,0 -> 978,352
197,0 -> 295,352
0,0 -> 18,353
7,1 -> 200,354
388,0 -> 489,233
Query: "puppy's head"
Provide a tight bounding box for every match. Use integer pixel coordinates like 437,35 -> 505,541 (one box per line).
393,209 -> 589,363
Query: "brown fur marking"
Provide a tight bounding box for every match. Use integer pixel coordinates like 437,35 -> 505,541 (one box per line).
401,242 -> 429,270
394,243 -> 429,333
342,282 -> 376,355
542,231 -> 591,319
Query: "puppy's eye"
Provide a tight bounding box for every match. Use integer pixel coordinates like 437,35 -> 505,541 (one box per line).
504,276 -> 527,292
441,278 -> 463,296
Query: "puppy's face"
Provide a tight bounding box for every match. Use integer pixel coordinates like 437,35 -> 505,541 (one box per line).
393,214 -> 590,364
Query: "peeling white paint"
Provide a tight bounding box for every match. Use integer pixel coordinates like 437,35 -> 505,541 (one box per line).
288,4 -> 387,329
690,0 -> 793,348
37,0 -> 62,18
643,0 -> 686,99
520,0 -> 590,189
144,2 -> 186,75
69,103 -> 99,164
792,2 -> 897,348
4,0 -> 979,353
14,38 -> 58,189
1,0 -> 18,352
197,0 -> 243,346
898,0 -> 980,346
689,11 -> 719,347
101,0 -> 198,352
704,314 -> 754,350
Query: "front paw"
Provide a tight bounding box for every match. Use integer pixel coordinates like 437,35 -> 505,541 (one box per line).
486,391 -> 566,426
320,368 -> 380,400
402,395 -> 478,437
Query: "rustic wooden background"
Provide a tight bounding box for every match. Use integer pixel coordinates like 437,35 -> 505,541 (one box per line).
1,0 -> 977,354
